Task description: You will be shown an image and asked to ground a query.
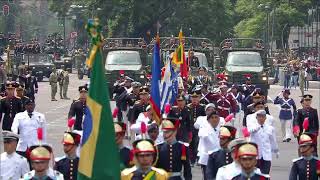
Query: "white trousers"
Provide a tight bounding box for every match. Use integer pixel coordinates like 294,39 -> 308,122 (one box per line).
280,119 -> 292,139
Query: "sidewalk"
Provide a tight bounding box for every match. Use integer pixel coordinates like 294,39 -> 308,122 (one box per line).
269,77 -> 320,89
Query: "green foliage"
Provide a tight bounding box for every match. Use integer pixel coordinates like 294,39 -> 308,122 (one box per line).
234,0 -> 312,42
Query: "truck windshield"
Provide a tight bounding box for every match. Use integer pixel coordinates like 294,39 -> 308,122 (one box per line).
106,50 -> 141,65
226,52 -> 262,66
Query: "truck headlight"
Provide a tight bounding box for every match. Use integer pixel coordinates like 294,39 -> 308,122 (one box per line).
65,61 -> 69,63
140,75 -> 144,79
46,67 -> 50,69
262,76 -> 267,81
32,67 -> 35,69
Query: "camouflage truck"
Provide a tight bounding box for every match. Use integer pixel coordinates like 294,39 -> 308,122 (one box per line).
103,38 -> 150,95
217,38 -> 271,95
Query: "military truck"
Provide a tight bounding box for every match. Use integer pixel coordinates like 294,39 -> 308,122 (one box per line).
103,38 -> 150,94
27,53 -> 54,82
217,38 -> 270,95
148,37 -> 216,76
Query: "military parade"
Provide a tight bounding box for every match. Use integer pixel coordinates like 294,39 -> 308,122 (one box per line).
1,0 -> 320,180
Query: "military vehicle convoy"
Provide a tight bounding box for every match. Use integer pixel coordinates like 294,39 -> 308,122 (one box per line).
27,54 -> 54,82
217,38 -> 271,95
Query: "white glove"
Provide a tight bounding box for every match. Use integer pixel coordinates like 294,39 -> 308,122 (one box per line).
277,92 -> 282,97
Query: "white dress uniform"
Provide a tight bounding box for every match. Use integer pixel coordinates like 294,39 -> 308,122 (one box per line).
0,152 -> 30,180
249,123 -> 279,161
22,168 -> 64,180
196,118 -> 225,165
216,162 -> 261,180
11,111 -> 47,152
246,112 -> 275,130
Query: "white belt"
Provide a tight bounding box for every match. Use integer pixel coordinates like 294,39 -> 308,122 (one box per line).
281,108 -> 291,111
168,172 -> 182,177
217,106 -> 230,111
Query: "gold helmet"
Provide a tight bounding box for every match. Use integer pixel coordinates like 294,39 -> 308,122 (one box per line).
237,142 -> 258,158
219,125 -> 237,140
28,145 -> 52,161
133,139 -> 155,155
299,133 -> 314,146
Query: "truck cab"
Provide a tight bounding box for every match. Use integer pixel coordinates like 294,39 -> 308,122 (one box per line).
218,38 -> 270,95
103,38 -> 149,94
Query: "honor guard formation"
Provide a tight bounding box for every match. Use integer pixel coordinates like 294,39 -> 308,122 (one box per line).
0,1 -> 320,180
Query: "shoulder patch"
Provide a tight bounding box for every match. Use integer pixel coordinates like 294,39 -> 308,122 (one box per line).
292,157 -> 303,162
121,166 -> 137,176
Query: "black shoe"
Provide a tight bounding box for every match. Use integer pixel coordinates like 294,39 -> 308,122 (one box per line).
282,139 -> 286,142
286,138 -> 291,142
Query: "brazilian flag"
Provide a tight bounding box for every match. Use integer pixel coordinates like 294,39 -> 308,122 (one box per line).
78,19 -> 120,180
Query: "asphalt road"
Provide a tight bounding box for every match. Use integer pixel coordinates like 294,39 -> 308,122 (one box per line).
3,73 -> 320,179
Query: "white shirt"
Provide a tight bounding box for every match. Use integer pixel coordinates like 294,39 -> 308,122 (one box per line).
0,152 -> 29,180
216,162 -> 241,180
246,113 -> 274,130
22,168 -> 64,180
196,118 -> 225,165
194,116 -> 225,130
130,112 -> 151,134
216,162 -> 261,180
11,111 -> 47,151
249,123 -> 278,161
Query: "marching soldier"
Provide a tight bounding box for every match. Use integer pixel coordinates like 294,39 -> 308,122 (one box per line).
248,110 -> 279,175
215,138 -> 250,180
15,82 -> 30,110
68,85 -> 88,130
55,130 -> 81,180
23,144 -> 64,179
230,142 -> 269,179
206,83 -> 237,118
187,89 -> 206,165
293,94 -> 319,154
128,86 -> 150,124
11,98 -> 47,158
156,117 -> 192,180
197,110 -> 225,179
169,94 -> 192,143
0,81 -> 24,130
114,122 -> 132,169
49,67 -> 58,101
62,70 -> 70,99
289,133 -> 320,179
243,91 -> 269,126
57,67 -> 65,99
121,139 -> 168,180
195,66 -> 212,86
241,74 -> 255,98
206,125 -> 237,179
0,131 -> 29,180
24,69 -> 38,102
274,89 -> 297,142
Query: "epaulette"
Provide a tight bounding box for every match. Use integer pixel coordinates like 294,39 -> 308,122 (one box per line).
178,141 -> 189,147
15,96 -> 21,99
199,103 -> 205,107
134,100 -> 141,105
151,167 -> 168,176
256,171 -> 270,178
292,157 -> 303,162
121,166 -> 137,176
155,141 -> 165,146
73,99 -> 80,103
55,156 -> 66,162
24,96 -> 29,99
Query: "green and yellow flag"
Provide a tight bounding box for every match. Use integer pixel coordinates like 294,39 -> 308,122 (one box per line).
78,18 -> 120,180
